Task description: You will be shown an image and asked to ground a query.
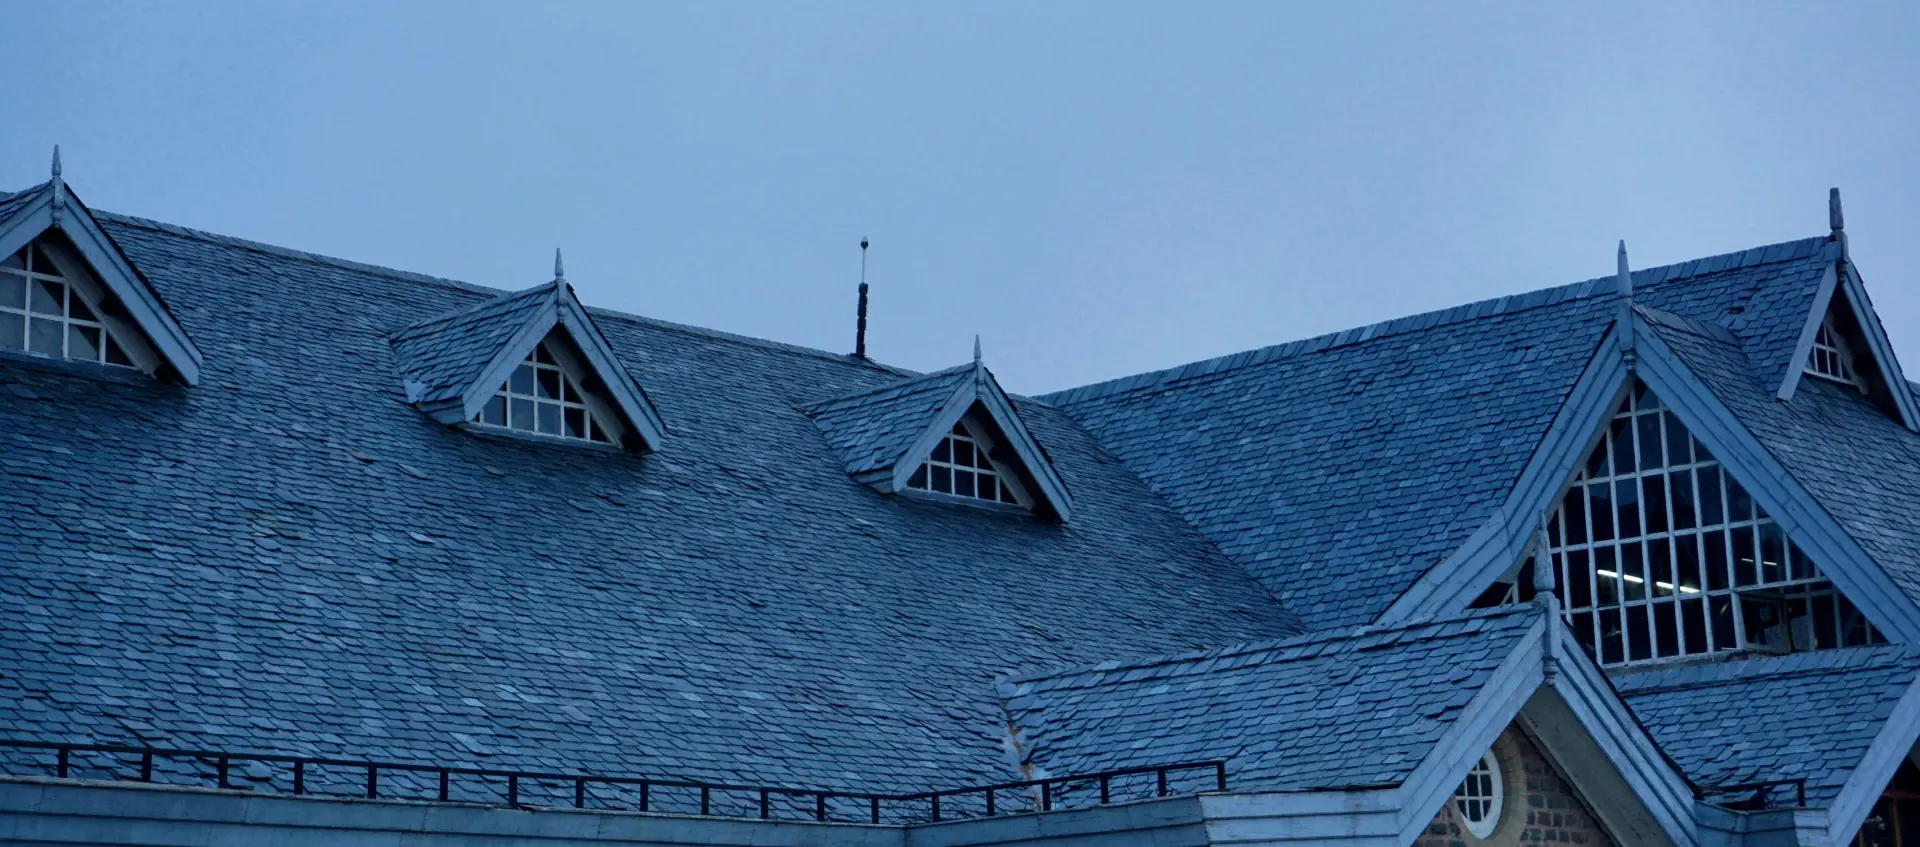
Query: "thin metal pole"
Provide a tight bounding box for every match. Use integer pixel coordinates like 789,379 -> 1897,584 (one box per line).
140,752 -> 153,782
507,774 -> 519,805
439,770 -> 450,801
366,765 -> 378,799
576,777 -> 587,809
759,789 -> 769,819
701,786 -> 710,816
293,761 -> 305,794
56,748 -> 68,779
216,756 -> 229,789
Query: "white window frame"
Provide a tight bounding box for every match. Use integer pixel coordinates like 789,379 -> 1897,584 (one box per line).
0,237 -> 153,371
1453,751 -> 1503,839
905,414 -> 1033,509
470,338 -> 624,445
1805,310 -> 1864,389
1547,383 -> 1880,667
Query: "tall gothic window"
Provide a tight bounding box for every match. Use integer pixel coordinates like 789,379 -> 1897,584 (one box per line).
471,341 -> 614,443
1806,311 -> 1860,386
1548,381 -> 1879,666
0,240 -> 136,367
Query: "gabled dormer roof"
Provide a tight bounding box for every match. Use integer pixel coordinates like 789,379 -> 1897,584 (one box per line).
389,267 -> 666,451
806,357 -> 1074,520
1771,224 -> 1920,430
0,155 -> 202,384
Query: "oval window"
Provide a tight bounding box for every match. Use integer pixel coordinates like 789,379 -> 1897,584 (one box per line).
1453,751 -> 1504,839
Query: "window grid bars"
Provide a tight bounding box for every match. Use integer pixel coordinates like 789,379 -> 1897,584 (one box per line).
1547,384 -> 1876,666
0,243 -> 132,367
908,424 -> 1020,505
472,343 -> 612,444
1806,312 -> 1859,386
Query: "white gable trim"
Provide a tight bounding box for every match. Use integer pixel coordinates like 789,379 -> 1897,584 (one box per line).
0,186 -> 202,384
1824,673 -> 1920,846
886,364 -> 1075,521
1632,324 -> 1920,643
1839,261 -> 1920,432
432,284 -> 665,452
1775,262 -> 1842,404
1379,326 -> 1629,624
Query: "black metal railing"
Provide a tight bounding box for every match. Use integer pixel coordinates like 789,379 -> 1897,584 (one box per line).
0,739 -> 1224,824
1695,778 -> 1808,810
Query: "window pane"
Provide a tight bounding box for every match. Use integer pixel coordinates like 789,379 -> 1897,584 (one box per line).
1710,596 -> 1738,652
564,407 -> 587,439
534,343 -> 555,365
1561,489 -> 1587,544
954,470 -> 976,499
537,402 -> 562,435
1726,477 -> 1753,524
1758,523 -> 1787,586
1642,475 -> 1668,534
953,439 -> 975,468
1733,528 -> 1758,587
1566,550 -> 1593,609
510,364 -> 535,395
481,395 -> 506,426
1681,598 -> 1707,654
1610,417 -> 1635,476
1589,483 -> 1614,541
1670,468 -> 1697,530
930,465 -> 952,494
29,279 -> 64,315
1675,534 -> 1703,594
907,465 -> 928,489
999,483 -> 1019,505
68,325 -> 100,361
0,274 -> 23,308
0,312 -> 21,350
509,396 -> 534,430
29,245 -> 56,274
1600,609 -> 1624,664
0,249 -> 22,270
931,438 -> 951,463
1637,414 -> 1664,472
104,335 -> 133,367
1698,466 -> 1724,525
1620,542 -> 1645,602
1594,547 -> 1618,606
69,294 -> 97,323
28,317 -> 62,355
1664,411 -> 1691,466
536,368 -> 562,400
1614,479 -> 1640,539
1649,539 -> 1672,598
1704,530 -> 1729,591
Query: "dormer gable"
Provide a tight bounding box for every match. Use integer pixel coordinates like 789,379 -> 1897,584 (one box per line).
1775,191 -> 1920,431
0,153 -> 203,384
806,357 -> 1074,520
388,261 -> 665,452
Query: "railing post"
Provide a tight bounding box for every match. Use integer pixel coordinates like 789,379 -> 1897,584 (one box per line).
639,782 -> 650,813
759,789 -> 769,819
1041,781 -> 1052,811
1156,768 -> 1168,796
56,748 -> 69,779
1100,775 -> 1111,804
985,787 -> 996,816
507,774 -> 519,806
816,792 -> 827,822
701,785 -> 710,816
439,769 -> 450,802
931,793 -> 941,822
1215,761 -> 1228,792
870,796 -> 881,824
293,761 -> 305,794
216,756 -> 230,789
140,751 -> 153,783
366,765 -> 378,799
576,777 -> 587,809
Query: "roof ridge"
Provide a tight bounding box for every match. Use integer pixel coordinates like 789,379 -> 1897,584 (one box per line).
1000,603 -> 1539,690
92,209 -> 916,378
1039,235 -> 1832,408
802,363 -> 974,414
1613,644 -> 1920,696
391,282 -> 553,338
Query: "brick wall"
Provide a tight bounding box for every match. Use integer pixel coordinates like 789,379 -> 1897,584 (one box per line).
1415,723 -> 1614,847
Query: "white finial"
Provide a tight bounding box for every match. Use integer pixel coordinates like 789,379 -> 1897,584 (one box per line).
50,145 -> 62,180
1830,187 -> 1845,235
553,248 -> 565,283
973,334 -> 982,363
1616,240 -> 1632,300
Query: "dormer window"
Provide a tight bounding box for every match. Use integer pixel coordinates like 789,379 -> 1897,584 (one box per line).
1,239 -> 138,367
472,340 -> 616,444
907,419 -> 1026,506
1805,311 -> 1860,387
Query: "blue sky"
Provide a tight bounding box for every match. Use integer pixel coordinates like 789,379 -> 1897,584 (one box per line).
4,2 -> 1917,393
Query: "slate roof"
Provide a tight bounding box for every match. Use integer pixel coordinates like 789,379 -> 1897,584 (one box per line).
1616,645 -> 1920,806
0,182 -> 46,226
0,207 -> 1304,795
999,604 -> 1542,791
388,283 -> 557,405
1643,298 -> 1920,606
806,364 -> 976,476
1042,236 -> 1846,632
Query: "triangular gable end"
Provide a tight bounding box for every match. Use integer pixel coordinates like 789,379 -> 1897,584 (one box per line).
1383,309 -> 1920,653
1776,254 -> 1920,432
0,175 -> 202,384
889,363 -> 1074,521
394,280 -> 665,452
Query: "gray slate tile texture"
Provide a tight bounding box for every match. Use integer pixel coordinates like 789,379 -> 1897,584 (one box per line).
1616,645 -> 1920,807
805,365 -> 975,476
388,283 -> 556,405
1041,237 -> 1849,633
999,605 -> 1542,792
0,211 -> 1303,795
